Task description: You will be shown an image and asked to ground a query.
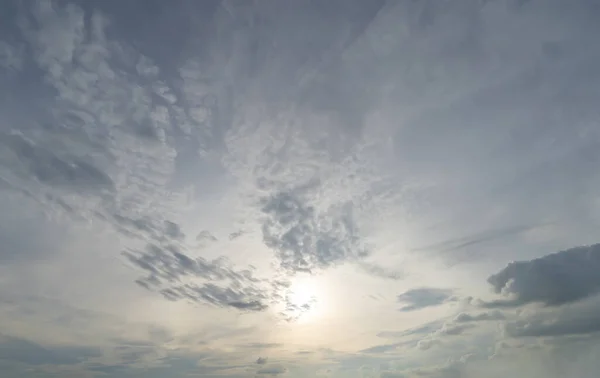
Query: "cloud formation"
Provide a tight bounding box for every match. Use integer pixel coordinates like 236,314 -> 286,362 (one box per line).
261,190 -> 369,273
125,243 -> 271,311
3,0 -> 600,377
485,243 -> 600,308
504,296 -> 600,338
396,288 -> 453,312
257,364 -> 287,376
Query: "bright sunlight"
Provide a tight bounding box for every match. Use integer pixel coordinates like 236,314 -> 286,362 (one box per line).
285,274 -> 325,323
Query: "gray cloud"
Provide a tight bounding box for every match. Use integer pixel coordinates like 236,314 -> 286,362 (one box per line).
359,343 -> 401,354
125,243 -> 270,311
410,311 -> 507,351
397,288 -> 453,312
376,321 -> 442,339
4,0 -> 600,375
196,230 -> 218,243
505,296 -> 600,338
412,224 -> 543,255
256,357 -> 268,365
415,322 -> 474,351
362,321 -> 445,354
0,334 -> 101,366
0,132 -> 115,193
261,191 -> 369,273
160,284 -> 269,312
435,322 -> 473,336
257,364 -> 287,376
454,311 -> 506,323
164,221 -> 185,241
484,243 -> 600,308
380,371 -> 405,378
358,262 -> 404,281
239,343 -> 282,350
505,318 -> 600,339
0,0 -> 232,259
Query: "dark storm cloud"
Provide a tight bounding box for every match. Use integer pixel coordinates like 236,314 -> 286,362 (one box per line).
397,288 -> 453,312
260,190 -> 369,273
484,243 -> 600,308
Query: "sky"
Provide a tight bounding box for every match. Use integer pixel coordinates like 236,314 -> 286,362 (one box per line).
1,0 -> 600,377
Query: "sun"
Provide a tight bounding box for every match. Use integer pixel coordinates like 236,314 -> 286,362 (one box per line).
289,276 -> 317,306
284,274 -> 323,323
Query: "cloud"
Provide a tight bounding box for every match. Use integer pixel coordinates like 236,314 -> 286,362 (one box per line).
0,41 -> 23,71
410,311 -> 506,351
396,288 -> 453,312
0,334 -> 101,366
257,364 -> 287,376
1,0 -> 217,253
411,224 -> 544,255
125,243 -> 271,311
239,343 -> 282,350
504,295 -> 600,338
380,371 -> 405,378
4,0 -> 600,376
415,322 -> 473,351
376,321 -> 443,339
359,343 -> 401,354
0,131 -> 115,193
256,357 -> 268,365
196,230 -> 218,243
261,190 -> 369,273
362,321 -> 446,354
484,243 -> 600,308
454,311 -> 506,323
358,262 -> 404,280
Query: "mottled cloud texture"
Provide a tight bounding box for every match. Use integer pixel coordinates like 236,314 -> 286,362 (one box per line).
2,0 -> 600,377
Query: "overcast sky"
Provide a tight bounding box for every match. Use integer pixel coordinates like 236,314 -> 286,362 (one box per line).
1,0 -> 600,377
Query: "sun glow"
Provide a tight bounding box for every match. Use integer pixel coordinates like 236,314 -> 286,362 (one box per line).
285,274 -> 324,323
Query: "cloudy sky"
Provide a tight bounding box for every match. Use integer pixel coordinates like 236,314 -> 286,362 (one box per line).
1,0 -> 600,377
